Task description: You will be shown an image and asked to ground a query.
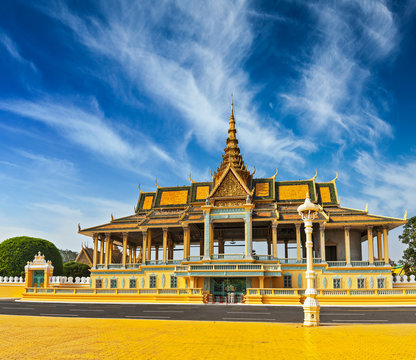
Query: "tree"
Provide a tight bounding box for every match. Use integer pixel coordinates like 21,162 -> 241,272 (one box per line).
63,261 -> 91,278
59,249 -> 78,263
0,236 -> 63,277
399,216 -> 416,276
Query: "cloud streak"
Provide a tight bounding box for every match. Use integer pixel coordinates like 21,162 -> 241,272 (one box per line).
0,98 -> 174,176
280,0 -> 396,147
352,151 -> 416,218
0,31 -> 37,71
37,0 -> 313,170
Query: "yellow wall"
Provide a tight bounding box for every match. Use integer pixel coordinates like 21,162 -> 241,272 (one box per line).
0,284 -> 25,298
91,268 -> 190,289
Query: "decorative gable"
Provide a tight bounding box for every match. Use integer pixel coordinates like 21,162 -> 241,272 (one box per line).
208,167 -> 252,206
212,170 -> 248,198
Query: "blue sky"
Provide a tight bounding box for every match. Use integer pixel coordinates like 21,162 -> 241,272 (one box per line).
0,1 -> 415,260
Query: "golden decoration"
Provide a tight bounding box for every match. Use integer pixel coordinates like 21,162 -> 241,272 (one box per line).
269,168 -> 278,180
255,183 -> 270,197
196,186 -> 210,200
215,199 -> 245,207
142,195 -> 154,210
160,190 -> 189,205
189,173 -> 195,184
319,187 -> 332,203
213,171 -> 247,198
278,184 -> 310,200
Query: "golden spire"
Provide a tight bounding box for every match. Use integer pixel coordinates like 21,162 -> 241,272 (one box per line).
213,97 -> 251,185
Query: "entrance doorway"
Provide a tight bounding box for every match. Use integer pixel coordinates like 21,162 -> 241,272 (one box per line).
211,277 -> 246,303
325,245 -> 337,261
32,270 -> 44,287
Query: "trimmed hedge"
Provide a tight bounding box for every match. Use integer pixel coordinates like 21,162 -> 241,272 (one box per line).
63,261 -> 91,278
0,236 -> 63,277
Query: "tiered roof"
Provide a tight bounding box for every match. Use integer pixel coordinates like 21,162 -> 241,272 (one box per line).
213,101 -> 252,186
79,103 -> 406,237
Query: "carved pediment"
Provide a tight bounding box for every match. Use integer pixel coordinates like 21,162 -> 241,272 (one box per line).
212,170 -> 248,198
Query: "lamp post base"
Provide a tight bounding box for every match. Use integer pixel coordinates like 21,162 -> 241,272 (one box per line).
303,296 -> 320,327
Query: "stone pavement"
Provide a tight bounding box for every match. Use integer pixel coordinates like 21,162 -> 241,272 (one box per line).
1,315 -> 415,359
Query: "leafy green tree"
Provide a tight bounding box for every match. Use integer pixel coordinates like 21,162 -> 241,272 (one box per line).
399,216 -> 416,276
59,249 -> 78,263
0,236 -> 63,277
63,261 -> 90,278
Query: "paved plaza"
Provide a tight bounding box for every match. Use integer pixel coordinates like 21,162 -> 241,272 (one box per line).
1,315 -> 416,359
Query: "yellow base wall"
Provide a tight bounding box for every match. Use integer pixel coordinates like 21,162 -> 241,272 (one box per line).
21,292 -> 204,304
0,284 -> 25,298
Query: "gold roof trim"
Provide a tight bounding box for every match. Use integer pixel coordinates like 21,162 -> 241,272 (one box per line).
209,165 -> 253,199
189,173 -> 196,184
307,170 -> 317,181
269,168 -> 278,180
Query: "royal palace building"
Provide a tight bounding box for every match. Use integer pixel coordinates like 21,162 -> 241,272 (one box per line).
77,104 -> 407,304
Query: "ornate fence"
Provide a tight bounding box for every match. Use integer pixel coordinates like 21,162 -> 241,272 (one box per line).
0,276 -> 24,283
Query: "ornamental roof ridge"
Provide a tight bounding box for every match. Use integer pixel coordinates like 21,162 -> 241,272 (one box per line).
213,100 -> 252,185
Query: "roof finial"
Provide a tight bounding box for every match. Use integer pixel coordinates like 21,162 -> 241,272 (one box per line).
189,172 -> 195,184
231,93 -> 233,111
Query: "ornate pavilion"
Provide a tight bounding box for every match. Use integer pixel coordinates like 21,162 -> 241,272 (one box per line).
78,103 -> 406,303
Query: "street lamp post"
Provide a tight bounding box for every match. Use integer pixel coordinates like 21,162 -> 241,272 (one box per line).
297,192 -> 321,327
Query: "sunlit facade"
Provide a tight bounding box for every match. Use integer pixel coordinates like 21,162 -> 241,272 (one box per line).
76,103 -> 406,304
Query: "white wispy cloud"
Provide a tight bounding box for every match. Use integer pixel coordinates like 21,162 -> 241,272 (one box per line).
36,0 -> 312,171
351,151 -> 415,218
280,0 -> 396,146
0,31 -> 37,71
0,98 -> 174,176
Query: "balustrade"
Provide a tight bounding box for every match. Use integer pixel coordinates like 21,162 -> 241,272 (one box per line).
0,276 -> 24,283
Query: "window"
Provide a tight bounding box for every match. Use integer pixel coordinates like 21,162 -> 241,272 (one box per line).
333,278 -> 341,289
357,278 -> 365,289
170,276 -> 177,288
149,275 -> 157,288
129,279 -> 137,288
283,275 -> 292,288
110,279 -> 117,288
95,279 -> 102,288
377,278 -> 385,289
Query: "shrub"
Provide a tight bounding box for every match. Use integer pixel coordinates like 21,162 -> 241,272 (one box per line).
0,236 -> 63,277
63,261 -> 91,278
